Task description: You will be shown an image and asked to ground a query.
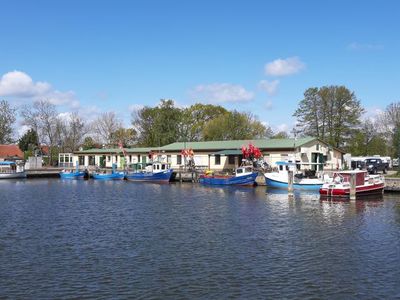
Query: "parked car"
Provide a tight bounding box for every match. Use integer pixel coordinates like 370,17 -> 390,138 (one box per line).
365,158 -> 388,174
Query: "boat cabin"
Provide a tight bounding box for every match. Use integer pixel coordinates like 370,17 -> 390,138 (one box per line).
333,170 -> 366,186
129,162 -> 170,173
0,161 -> 24,173
235,166 -> 254,176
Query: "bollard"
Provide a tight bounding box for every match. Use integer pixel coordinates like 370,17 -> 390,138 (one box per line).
350,173 -> 356,200
288,170 -> 294,198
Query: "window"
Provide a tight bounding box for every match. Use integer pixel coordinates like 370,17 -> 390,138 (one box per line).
228,155 -> 235,164
129,155 -> 132,163
215,155 -> 221,165
162,164 -> 166,170
107,156 -> 110,162
89,156 -> 95,166
236,168 -> 243,174
137,155 -> 141,162
79,156 -> 84,166
177,155 -> 182,165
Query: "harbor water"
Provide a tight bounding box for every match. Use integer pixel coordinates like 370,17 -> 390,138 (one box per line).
0,179 -> 399,299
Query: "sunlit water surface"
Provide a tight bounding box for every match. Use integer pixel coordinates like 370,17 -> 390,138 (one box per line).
0,179 -> 399,299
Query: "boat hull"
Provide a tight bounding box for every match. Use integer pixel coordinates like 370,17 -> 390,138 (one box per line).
319,182 -> 385,197
125,169 -> 173,182
264,175 -> 322,191
199,172 -> 258,186
92,172 -> 125,180
0,172 -> 27,179
59,171 -> 85,179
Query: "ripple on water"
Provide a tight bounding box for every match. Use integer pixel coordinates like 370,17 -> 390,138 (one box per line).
0,180 -> 399,299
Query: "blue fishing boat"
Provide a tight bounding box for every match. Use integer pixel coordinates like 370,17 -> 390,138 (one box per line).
92,171 -> 125,180
59,170 -> 86,179
125,162 -> 173,182
199,166 -> 258,186
92,163 -> 125,180
59,162 -> 88,179
264,161 -> 324,190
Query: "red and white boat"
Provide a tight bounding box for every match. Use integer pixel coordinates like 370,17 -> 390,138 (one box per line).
319,170 -> 384,197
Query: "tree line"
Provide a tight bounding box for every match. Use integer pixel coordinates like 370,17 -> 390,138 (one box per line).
1,84 -> 400,165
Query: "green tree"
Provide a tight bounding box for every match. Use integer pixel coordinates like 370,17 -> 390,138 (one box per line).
133,99 -> 182,146
82,136 -> 96,150
179,103 -> 228,142
203,110 -> 272,141
111,128 -> 137,147
294,86 -> 364,148
0,100 -> 17,143
18,129 -> 39,152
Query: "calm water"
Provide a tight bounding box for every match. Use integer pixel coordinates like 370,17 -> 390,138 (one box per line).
0,179 -> 399,299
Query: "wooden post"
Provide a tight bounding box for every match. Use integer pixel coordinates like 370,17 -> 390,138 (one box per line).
288,170 -> 294,197
350,173 -> 356,200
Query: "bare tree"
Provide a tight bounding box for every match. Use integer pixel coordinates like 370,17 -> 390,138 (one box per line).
0,100 -> 17,143
58,112 -> 88,152
92,112 -> 122,146
20,100 -> 59,165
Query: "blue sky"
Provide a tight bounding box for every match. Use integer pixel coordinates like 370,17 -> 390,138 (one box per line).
1,0 -> 399,135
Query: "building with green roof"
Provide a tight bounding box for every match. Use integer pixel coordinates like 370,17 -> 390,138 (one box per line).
70,137 -> 344,172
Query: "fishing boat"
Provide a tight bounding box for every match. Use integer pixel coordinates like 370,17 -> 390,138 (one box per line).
319,170 -> 384,197
199,166 -> 258,186
92,164 -> 125,180
59,165 -> 89,179
0,161 -> 27,179
125,161 -> 173,182
264,161 -> 324,190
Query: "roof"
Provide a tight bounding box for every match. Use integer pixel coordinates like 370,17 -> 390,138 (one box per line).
160,137 -> 317,151
0,145 -> 24,159
74,147 -> 153,154
213,149 -> 243,155
0,161 -> 16,165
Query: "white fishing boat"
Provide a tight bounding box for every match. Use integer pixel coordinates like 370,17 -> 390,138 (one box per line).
0,161 -> 27,179
264,161 -> 325,190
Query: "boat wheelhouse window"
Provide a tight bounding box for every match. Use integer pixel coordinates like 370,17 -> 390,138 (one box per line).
236,168 -> 243,174
177,155 -> 182,165
215,155 -> 221,165
245,167 -> 252,173
161,164 -> 166,170
228,155 -> 235,164
279,165 -> 283,171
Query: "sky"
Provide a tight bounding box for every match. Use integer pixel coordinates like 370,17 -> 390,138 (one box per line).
1,0 -> 399,136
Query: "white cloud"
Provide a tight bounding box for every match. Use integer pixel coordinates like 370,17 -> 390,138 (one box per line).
190,83 -> 254,103
275,123 -> 289,133
17,125 -> 30,139
259,80 -> 279,95
264,100 -> 273,110
0,70 -> 79,108
265,57 -> 305,76
348,42 -> 384,51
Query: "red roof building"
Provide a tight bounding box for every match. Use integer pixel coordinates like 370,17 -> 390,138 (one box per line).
0,145 -> 24,160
